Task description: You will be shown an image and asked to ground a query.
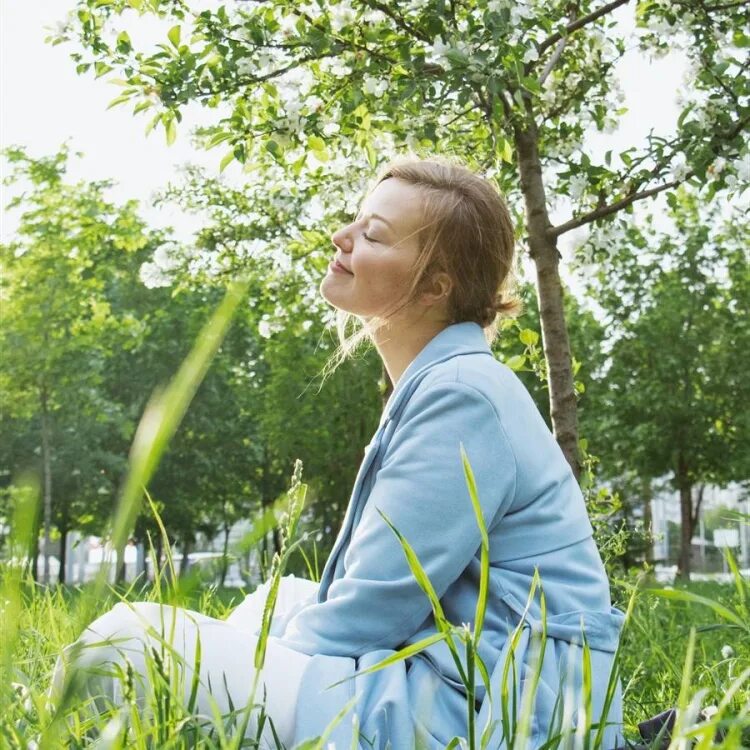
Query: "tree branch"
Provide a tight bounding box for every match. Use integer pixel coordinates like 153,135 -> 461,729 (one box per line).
551,112 -> 750,237
550,177 -> 686,237
362,1 -> 431,42
539,37 -> 568,85
537,0 -> 632,57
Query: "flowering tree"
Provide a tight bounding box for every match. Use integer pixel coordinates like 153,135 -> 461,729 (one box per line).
55,0 -> 749,477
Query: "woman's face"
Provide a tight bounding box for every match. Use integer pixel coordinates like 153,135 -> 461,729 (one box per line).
320,178 -> 425,321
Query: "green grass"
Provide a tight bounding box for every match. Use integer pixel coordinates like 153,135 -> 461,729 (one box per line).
2,282 -> 748,748
1,566 -> 749,748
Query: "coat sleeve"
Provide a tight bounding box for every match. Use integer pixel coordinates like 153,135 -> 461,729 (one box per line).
279,381 -> 518,657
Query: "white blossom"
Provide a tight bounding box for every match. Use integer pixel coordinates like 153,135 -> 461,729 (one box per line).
258,319 -> 273,339
236,238 -> 268,259
510,3 -> 534,25
330,4 -> 356,32
237,58 -> 255,76
670,154 -> 690,181
426,36 -> 451,65
735,155 -> 750,182
306,95 -> 323,112
721,645 -> 735,659
487,0 -> 508,12
139,261 -> 172,289
321,58 -> 351,77
568,173 -> 588,200
363,76 -> 388,97
323,122 -> 341,136
258,314 -> 284,338
523,47 -> 539,63
647,17 -> 674,35
707,157 -> 727,178
153,244 -> 180,271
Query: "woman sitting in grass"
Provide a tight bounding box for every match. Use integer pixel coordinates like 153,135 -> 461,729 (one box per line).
52,155 -> 625,749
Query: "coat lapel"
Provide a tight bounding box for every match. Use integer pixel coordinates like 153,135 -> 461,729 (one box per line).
317,322 -> 493,601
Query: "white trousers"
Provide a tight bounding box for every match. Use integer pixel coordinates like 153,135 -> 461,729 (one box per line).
51,575 -> 319,747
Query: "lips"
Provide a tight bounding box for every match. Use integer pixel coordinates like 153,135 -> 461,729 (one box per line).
331,258 -> 353,274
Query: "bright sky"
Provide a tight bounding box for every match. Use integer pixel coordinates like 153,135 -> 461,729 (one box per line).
1,1 -> 688,294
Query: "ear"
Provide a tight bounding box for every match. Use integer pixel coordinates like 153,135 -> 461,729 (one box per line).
419,270 -> 453,306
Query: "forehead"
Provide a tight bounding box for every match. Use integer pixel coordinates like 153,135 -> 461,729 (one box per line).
359,178 -> 424,239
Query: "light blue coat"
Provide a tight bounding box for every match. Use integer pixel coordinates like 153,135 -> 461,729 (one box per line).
278,321 -> 625,749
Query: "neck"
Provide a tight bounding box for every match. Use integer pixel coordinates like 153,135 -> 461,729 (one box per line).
372,316 -> 449,386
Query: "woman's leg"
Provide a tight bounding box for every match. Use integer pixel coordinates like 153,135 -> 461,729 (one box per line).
51,601 -> 311,747
225,574 -> 320,637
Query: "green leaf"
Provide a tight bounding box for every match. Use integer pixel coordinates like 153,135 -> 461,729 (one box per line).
206,131 -> 233,150
519,328 -> 539,346
106,93 -> 133,110
165,117 -> 177,145
116,30 -> 131,52
307,135 -> 326,151
505,354 -> 526,371
500,138 -> 513,164
94,61 -> 112,78
219,149 -> 235,173
167,25 -> 181,49
365,141 -> 377,168
144,112 -> 161,136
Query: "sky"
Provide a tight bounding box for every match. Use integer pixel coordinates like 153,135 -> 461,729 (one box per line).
1,1 -> 688,294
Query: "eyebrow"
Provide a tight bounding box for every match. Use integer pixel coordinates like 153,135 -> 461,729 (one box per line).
355,211 -> 395,230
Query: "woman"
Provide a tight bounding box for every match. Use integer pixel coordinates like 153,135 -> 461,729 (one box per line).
52,156 -> 625,749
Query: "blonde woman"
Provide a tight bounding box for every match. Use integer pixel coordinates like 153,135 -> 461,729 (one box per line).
52,156 -> 625,749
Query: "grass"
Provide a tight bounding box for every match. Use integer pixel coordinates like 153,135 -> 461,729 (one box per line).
1,282 -> 748,748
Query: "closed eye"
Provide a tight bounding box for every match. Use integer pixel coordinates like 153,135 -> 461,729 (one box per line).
362,232 -> 378,243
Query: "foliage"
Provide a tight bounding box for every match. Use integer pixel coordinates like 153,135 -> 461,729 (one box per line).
579,189 -> 750,576
51,0 -> 750,474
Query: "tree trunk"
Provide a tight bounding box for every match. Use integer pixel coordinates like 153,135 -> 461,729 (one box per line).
40,386 -> 53,585
29,528 -> 40,583
180,538 -> 191,577
154,532 -> 163,581
219,522 -> 230,588
59,525 -> 68,585
676,454 -> 693,580
515,122 -> 580,480
642,477 -> 654,566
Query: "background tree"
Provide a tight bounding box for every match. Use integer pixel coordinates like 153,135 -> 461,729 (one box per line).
55,0 -> 750,477
579,189 -> 750,578
0,146 -> 156,582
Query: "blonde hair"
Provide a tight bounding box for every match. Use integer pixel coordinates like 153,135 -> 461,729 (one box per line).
323,154 -> 522,378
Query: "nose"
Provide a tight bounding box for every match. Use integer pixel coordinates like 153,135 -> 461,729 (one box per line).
331,225 -> 353,254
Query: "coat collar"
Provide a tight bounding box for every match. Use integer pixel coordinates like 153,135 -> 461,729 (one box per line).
381,321 -> 492,424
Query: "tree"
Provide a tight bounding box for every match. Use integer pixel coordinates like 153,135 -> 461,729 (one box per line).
54,0 -> 749,477
580,190 -> 750,578
0,146 -> 156,582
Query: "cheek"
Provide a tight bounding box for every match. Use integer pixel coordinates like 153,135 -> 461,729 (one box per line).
355,256 -> 410,300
